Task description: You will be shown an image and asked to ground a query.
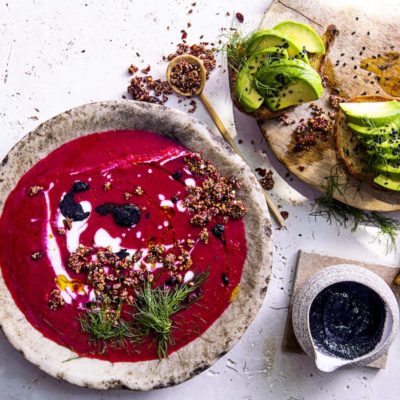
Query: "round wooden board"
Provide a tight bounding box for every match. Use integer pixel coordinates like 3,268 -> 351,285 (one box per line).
256,0 -> 400,212
259,107 -> 400,212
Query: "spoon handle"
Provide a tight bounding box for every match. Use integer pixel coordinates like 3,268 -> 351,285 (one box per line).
198,92 -> 285,228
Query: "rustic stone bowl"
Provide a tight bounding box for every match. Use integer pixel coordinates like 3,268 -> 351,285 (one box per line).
0,101 -> 272,390
292,264 -> 399,372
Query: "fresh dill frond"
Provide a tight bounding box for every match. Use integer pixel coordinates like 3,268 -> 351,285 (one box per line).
79,301 -> 137,345
360,116 -> 379,129
311,168 -> 399,252
62,355 -> 82,363
133,272 -> 209,359
220,30 -> 253,71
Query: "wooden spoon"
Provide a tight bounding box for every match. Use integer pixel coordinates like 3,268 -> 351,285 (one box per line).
166,54 -> 285,227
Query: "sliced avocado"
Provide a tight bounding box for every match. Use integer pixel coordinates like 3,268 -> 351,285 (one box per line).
366,148 -> 400,160
374,174 -> 400,191
340,101 -> 400,126
375,163 -> 400,178
255,58 -> 323,111
348,121 -> 400,138
273,20 -> 325,54
247,29 -> 309,63
246,47 -> 288,75
236,67 -> 264,112
364,138 -> 400,155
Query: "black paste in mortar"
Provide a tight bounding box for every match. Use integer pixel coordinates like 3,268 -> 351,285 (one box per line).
309,281 -> 386,360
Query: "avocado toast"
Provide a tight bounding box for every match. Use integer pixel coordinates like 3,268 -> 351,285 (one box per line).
335,95 -> 400,191
228,22 -> 338,120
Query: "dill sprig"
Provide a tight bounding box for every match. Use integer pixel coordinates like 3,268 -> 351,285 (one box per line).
311,168 -> 399,252
79,301 -> 138,353
133,271 -> 209,359
78,273 -> 209,358
220,30 -> 253,71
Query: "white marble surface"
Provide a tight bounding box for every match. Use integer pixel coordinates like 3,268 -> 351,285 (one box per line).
0,0 -> 399,399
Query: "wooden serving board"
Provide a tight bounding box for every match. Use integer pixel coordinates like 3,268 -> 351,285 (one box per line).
257,0 -> 400,211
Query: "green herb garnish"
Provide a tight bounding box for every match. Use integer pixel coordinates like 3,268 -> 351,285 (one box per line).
79,272 -> 209,358
79,301 -> 138,353
311,168 -> 399,252
133,271 -> 209,359
220,30 -> 252,71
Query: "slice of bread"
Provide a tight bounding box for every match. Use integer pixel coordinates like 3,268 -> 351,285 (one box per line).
334,95 -> 396,186
229,24 -> 338,120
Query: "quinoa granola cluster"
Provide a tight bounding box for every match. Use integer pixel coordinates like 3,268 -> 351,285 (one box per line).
292,101 -> 338,152
165,42 -> 216,79
170,60 -> 202,95
127,42 -> 216,110
62,238 -> 197,310
183,153 -> 247,226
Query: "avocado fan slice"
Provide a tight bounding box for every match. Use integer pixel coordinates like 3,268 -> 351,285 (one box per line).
375,162 -> 400,178
235,47 -> 289,112
246,29 -> 309,64
254,58 -> 323,111
374,174 -> 400,191
273,20 -> 325,54
340,101 -> 400,127
235,67 -> 264,112
246,47 -> 289,75
348,120 -> 400,138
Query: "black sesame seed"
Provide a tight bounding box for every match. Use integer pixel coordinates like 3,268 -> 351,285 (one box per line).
275,73 -> 286,84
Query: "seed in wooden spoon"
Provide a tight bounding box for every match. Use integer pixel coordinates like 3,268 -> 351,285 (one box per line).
170,60 -> 202,95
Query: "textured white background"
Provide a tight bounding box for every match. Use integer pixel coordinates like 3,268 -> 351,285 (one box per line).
0,0 -> 399,399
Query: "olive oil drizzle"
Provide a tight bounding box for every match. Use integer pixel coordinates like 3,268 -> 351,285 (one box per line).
360,52 -> 400,97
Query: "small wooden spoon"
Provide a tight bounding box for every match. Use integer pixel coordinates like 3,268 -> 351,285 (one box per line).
166,54 -> 285,227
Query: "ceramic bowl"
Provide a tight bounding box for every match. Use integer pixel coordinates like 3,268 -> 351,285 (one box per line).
0,101 -> 273,389
292,264 -> 399,372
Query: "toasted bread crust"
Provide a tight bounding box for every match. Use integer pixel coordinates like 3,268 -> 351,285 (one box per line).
334,95 -> 397,187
